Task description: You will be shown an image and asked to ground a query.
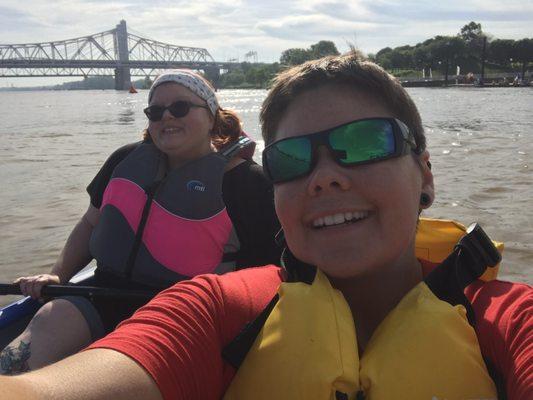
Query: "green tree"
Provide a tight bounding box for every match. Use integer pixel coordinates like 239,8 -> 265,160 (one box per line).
280,41 -> 340,65
460,21 -> 483,44
488,39 -> 515,66
375,47 -> 393,69
280,48 -> 312,65
512,38 -> 533,77
310,40 -> 340,58
220,70 -> 245,87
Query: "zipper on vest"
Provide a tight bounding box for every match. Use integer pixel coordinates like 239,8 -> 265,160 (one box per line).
123,180 -> 161,279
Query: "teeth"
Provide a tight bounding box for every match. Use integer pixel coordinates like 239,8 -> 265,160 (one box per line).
163,127 -> 181,134
313,217 -> 324,228
312,211 -> 369,228
334,214 -> 344,224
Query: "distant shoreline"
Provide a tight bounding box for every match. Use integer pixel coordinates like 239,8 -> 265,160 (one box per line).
1,83 -> 530,92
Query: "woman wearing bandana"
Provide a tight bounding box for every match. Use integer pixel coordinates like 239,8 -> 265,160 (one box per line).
1,70 -> 281,374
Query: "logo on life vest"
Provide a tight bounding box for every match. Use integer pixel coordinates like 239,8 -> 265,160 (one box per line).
186,180 -> 206,192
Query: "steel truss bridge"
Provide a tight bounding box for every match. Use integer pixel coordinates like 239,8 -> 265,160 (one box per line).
0,20 -> 236,89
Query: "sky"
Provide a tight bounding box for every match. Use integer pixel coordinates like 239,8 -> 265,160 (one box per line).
1,0 -> 532,86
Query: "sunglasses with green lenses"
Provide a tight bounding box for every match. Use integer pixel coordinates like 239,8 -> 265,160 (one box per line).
262,118 -> 419,184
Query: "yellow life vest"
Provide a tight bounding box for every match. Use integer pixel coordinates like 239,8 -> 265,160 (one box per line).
223,219 -> 502,400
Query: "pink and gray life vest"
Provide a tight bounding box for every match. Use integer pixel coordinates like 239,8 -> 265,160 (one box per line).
89,137 -> 253,288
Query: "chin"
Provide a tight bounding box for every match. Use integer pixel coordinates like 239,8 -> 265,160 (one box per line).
296,249 -> 365,277
318,261 -> 374,280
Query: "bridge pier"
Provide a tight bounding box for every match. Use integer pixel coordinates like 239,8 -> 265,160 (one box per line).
203,67 -> 220,89
114,20 -> 131,90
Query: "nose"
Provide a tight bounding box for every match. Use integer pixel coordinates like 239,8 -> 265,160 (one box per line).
307,146 -> 351,196
161,107 -> 174,120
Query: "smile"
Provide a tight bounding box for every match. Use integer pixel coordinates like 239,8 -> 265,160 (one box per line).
162,127 -> 183,134
312,211 -> 369,229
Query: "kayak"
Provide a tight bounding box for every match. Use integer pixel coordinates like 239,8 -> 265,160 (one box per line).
0,267 -> 97,349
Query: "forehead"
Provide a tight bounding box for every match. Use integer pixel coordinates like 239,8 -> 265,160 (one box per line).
149,82 -> 203,105
276,84 -> 393,140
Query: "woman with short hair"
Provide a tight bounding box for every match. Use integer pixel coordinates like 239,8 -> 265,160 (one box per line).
2,53 -> 531,399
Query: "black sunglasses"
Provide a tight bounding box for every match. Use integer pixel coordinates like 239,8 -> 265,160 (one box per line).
262,117 -> 419,184
144,100 -> 209,122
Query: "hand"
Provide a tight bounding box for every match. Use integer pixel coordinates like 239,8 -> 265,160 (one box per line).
14,274 -> 61,300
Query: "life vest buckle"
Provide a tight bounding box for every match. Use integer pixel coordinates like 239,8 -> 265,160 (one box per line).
457,223 -> 501,277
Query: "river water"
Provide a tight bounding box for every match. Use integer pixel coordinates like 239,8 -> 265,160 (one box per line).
0,87 -> 531,305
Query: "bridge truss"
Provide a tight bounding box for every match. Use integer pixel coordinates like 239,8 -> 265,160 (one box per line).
0,20 -> 226,88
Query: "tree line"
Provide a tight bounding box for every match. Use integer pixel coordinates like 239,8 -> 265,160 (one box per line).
371,22 -> 533,79
218,22 -> 532,88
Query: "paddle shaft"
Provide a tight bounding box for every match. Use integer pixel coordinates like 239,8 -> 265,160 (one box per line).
0,283 -> 157,299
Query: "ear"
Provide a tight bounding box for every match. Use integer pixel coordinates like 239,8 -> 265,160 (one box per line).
417,150 -> 434,209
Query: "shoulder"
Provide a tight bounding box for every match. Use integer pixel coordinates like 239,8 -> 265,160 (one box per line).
466,279 -> 533,399
129,265 -> 283,342
223,160 -> 271,189
222,160 -> 273,205
88,266 -> 283,399
106,141 -> 146,165
87,141 -> 147,208
95,141 -> 146,178
467,279 -> 532,322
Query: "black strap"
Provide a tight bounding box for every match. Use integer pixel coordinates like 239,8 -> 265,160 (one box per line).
424,223 -> 506,396
219,136 -> 253,159
123,179 -> 162,279
222,294 -> 279,369
424,223 -> 501,325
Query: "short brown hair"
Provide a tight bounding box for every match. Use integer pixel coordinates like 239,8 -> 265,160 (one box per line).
260,52 -> 426,152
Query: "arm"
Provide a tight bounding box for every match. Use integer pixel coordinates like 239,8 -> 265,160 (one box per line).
15,204 -> 99,299
2,268 -> 282,400
0,349 -> 162,400
468,280 -> 533,400
50,204 -> 99,282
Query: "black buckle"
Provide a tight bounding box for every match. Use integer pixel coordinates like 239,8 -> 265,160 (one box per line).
457,223 -> 501,277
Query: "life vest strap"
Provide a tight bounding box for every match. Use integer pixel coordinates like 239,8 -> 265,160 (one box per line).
222,294 -> 279,369
124,179 -> 162,279
424,223 -> 500,325
220,136 -> 254,159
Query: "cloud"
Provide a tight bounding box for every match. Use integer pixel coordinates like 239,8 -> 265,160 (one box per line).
0,0 -> 531,62
0,6 -> 47,41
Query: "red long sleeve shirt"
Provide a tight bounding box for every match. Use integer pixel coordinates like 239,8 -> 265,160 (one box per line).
89,265 -> 532,399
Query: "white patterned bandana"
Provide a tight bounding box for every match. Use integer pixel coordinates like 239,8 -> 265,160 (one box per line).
148,70 -> 219,116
